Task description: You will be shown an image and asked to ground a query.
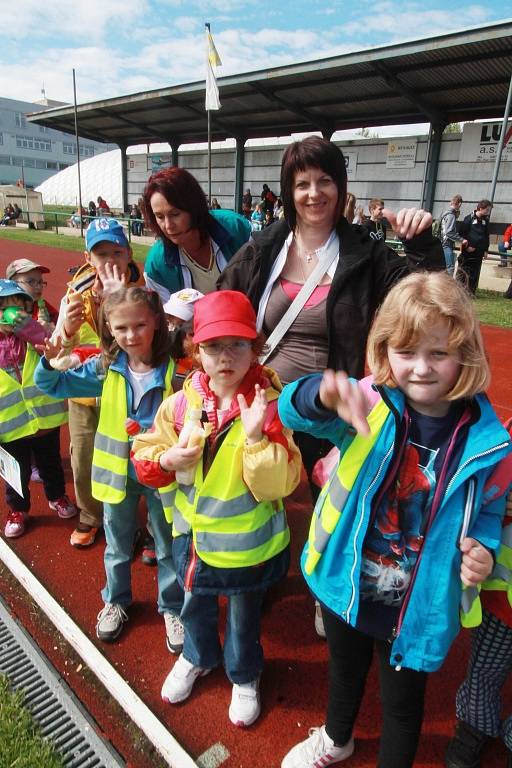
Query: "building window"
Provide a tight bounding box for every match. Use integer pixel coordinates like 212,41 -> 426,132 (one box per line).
15,112 -> 26,129
0,155 -> 10,166
63,142 -> 95,157
16,135 -> 51,152
46,161 -> 58,169
39,125 -> 49,133
58,162 -> 69,170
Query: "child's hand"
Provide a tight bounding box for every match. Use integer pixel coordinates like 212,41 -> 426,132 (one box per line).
319,370 -> 370,436
41,336 -> 64,362
97,263 -> 127,297
159,444 -> 203,472
460,537 -> 493,586
238,384 -> 267,444
64,293 -> 85,337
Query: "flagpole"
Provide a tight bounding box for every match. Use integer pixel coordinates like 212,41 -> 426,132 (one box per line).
72,68 -> 84,238
205,22 -> 212,207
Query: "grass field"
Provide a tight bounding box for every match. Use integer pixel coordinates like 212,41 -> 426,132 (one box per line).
0,226 -> 151,263
0,675 -> 64,767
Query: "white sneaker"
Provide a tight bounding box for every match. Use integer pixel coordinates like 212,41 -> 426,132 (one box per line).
281,725 -> 354,768
161,654 -> 210,704
314,601 -> 326,639
229,678 -> 261,727
164,613 -> 184,654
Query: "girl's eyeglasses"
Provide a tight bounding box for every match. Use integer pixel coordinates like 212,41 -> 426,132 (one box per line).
199,340 -> 252,356
18,279 -> 47,287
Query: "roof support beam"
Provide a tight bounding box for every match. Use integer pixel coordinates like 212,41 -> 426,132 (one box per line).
118,142 -> 128,214
248,82 -> 334,137
234,136 -> 246,213
370,61 -> 446,125
423,122 -> 445,213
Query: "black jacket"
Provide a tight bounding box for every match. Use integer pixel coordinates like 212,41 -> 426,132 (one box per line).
459,212 -> 490,254
218,217 -> 444,378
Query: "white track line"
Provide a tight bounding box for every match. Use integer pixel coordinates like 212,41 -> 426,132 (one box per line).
0,538 -> 197,768
196,742 -> 230,767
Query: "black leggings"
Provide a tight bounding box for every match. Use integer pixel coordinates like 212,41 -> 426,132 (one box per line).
322,607 -> 428,768
4,428 -> 66,512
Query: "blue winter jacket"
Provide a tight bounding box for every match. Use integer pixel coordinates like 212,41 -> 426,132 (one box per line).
34,352 -> 173,480
279,375 -> 511,672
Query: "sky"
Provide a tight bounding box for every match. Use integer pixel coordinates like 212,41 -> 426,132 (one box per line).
1,1 -> 510,143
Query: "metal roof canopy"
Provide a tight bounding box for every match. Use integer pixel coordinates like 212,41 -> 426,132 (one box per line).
27,20 -> 512,147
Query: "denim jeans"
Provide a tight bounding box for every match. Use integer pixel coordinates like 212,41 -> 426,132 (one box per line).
498,242 -> 510,266
101,475 -> 183,614
181,589 -> 265,683
443,244 -> 455,275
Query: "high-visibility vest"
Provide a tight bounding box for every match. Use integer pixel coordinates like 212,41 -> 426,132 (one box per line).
479,520 -> 512,607
169,397 -> 289,569
303,395 -> 477,627
0,345 -> 68,443
91,359 -> 174,503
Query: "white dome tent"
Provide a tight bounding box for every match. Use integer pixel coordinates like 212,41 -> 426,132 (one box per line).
36,149 -> 124,209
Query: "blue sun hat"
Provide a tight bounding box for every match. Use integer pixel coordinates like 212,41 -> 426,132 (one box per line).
85,217 -> 129,251
0,279 -> 33,301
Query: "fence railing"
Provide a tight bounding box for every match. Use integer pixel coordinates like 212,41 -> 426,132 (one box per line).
16,209 -> 146,243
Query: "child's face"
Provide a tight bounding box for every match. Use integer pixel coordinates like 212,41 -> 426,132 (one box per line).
198,336 -> 255,393
85,241 -> 131,275
106,302 -> 157,362
387,322 -> 461,417
12,268 -> 45,301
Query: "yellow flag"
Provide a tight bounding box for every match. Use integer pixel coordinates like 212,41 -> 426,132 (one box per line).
205,27 -> 221,111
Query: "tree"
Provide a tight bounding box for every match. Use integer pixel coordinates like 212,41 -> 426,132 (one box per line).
443,123 -> 462,134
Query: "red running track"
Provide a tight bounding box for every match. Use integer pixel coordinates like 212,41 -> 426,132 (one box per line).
0,236 -> 510,767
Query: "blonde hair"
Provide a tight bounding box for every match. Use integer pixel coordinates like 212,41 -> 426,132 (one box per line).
367,272 -> 490,400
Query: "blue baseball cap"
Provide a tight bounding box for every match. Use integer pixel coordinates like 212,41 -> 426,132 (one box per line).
85,218 -> 129,252
0,279 -> 33,301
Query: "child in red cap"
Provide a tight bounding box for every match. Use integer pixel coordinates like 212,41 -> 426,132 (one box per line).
132,289 -> 301,727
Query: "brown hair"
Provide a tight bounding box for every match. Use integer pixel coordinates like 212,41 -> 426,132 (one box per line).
369,198 -> 384,211
98,286 -> 170,369
367,272 -> 490,400
476,199 -> 492,211
344,192 -> 356,222
280,136 -> 347,231
141,166 -> 211,245
450,194 -> 463,206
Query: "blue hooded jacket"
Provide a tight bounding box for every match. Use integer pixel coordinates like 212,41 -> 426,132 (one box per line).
279,375 -> 511,672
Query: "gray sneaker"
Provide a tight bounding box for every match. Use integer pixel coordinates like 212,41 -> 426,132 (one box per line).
164,613 -> 185,654
96,603 -> 128,642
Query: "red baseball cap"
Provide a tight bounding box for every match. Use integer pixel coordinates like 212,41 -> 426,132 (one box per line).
193,291 -> 258,343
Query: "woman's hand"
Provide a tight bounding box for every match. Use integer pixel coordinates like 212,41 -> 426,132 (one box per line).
97,262 -> 127,297
460,537 -> 493,586
319,370 -> 371,436
238,384 -> 268,444
384,208 -> 433,240
64,293 -> 85,338
159,444 -> 203,472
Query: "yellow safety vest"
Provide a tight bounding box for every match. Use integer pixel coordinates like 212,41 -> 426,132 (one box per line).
167,394 -> 289,569
302,395 -> 478,627
0,345 -> 68,443
91,359 -> 175,503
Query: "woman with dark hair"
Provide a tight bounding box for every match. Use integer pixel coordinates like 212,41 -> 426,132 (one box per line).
142,167 -> 251,302
218,135 -> 444,632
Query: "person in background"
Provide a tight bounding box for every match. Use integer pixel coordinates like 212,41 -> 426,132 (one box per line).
361,198 -> 387,241
457,200 -> 492,295
353,205 -> 366,225
96,197 -> 110,215
242,189 -> 253,219
279,271 -> 510,768
36,287 -> 184,652
274,197 -> 284,220
251,203 -> 264,231
498,222 -> 512,267
132,290 -> 302,727
210,198 -> 221,210
129,203 -> 143,236
52,218 -> 145,548
0,279 -> 76,538
87,201 -> 97,221
6,259 -> 58,335
261,183 -> 277,217
263,209 -> 274,228
440,194 -> 468,276
141,167 -> 251,304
